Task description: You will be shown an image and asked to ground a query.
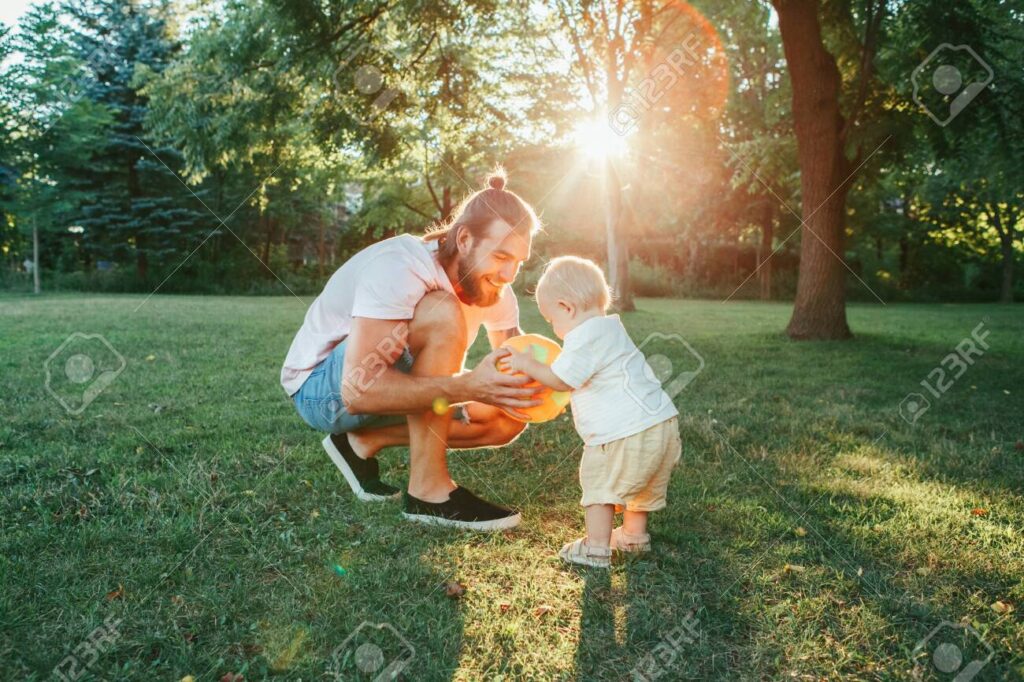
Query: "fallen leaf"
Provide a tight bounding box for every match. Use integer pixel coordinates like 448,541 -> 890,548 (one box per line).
105,584 -> 124,601
170,594 -> 184,605
533,604 -> 554,618
794,527 -> 807,537
991,601 -> 1015,614
183,632 -> 196,643
1015,440 -> 1023,451
857,567 -> 864,577
180,677 -> 194,682
499,601 -> 512,613
145,354 -> 156,362
220,674 -> 244,682
444,581 -> 466,599
783,564 -> 806,574
971,508 -> 988,517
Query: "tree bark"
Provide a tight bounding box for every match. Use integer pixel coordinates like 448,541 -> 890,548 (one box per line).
32,218 -> 40,295
991,211 -> 1015,303
774,0 -> 853,339
759,200 -> 774,300
604,156 -> 634,311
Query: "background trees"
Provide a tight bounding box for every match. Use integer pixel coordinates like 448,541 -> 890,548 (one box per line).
1,0 -> 1020,313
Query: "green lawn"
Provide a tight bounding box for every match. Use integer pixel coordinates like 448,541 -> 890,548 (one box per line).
2,294 -> 1022,680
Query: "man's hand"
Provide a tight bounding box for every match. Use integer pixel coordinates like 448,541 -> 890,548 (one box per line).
463,347 -> 543,420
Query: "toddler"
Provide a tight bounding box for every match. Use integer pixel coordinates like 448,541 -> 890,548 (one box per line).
502,256 -> 681,568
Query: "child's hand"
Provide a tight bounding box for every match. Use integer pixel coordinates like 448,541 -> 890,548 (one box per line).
498,349 -> 534,375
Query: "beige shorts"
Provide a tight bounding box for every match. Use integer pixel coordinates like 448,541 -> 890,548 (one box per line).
579,417 -> 682,512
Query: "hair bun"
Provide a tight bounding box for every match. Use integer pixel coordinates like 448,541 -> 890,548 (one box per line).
487,170 -> 506,191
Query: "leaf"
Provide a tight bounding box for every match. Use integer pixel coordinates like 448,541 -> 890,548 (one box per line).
145,354 -> 156,361
180,677 -> 194,682
444,581 -> 465,599
105,584 -> 124,601
783,563 -> 805,574
794,527 -> 807,537
533,604 -> 554,618
498,601 -> 512,613
970,508 -> 988,516
991,600 -> 1014,614
220,674 -> 244,682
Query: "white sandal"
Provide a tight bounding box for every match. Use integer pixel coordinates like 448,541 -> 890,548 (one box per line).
610,528 -> 652,553
558,537 -> 612,568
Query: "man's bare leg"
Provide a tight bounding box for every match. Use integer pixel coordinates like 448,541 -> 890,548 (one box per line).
348,403 -> 527,460
404,291 -> 468,503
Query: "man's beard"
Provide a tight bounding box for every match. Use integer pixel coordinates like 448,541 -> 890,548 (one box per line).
457,253 -> 503,307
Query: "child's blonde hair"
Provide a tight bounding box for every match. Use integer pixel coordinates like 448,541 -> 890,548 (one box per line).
535,256 -> 612,312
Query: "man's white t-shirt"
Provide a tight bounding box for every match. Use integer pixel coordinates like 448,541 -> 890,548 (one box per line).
280,234 -> 519,396
550,315 -> 679,446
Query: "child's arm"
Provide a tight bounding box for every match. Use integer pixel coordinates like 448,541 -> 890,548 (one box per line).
499,350 -> 573,392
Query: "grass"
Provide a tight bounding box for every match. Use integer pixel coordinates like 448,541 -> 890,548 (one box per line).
1,293 -> 1022,681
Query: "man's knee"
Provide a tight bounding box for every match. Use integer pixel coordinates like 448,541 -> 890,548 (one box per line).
410,290 -> 466,350
490,414 -> 527,446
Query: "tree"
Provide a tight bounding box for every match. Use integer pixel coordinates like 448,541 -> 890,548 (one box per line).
772,0 -> 886,338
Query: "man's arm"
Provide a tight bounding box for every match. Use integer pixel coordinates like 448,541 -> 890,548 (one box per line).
342,317 -> 539,417
487,326 -> 522,349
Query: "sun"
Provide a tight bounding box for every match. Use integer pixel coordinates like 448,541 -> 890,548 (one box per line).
573,118 -> 628,161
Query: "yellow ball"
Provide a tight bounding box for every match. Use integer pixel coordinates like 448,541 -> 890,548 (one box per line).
497,333 -> 571,423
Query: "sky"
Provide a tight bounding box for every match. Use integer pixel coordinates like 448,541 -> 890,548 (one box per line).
0,0 -> 36,28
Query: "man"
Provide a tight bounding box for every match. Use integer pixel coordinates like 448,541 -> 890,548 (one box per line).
282,171 -> 541,531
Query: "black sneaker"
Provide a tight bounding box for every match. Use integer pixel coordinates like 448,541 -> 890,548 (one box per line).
402,486 -> 521,531
322,434 -> 400,502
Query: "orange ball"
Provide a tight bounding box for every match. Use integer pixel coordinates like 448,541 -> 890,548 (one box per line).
497,333 -> 571,423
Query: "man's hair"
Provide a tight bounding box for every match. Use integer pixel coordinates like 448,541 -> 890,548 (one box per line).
423,167 -> 541,266
536,255 -> 612,312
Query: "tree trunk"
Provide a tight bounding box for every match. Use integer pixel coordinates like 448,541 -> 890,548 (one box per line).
317,214 -> 326,280
994,213 -> 1014,303
261,212 -> 274,265
759,200 -> 774,300
604,156 -> 634,311
32,218 -> 40,295
774,0 -> 852,339
442,186 -> 453,221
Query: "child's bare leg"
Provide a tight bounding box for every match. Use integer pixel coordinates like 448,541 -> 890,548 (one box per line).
620,509 -> 648,536
585,504 -> 615,548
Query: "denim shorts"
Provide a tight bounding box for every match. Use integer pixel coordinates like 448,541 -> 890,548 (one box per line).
292,337 -> 467,434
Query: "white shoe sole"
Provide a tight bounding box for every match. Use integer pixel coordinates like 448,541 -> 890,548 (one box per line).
401,511 -> 522,531
322,435 -> 399,503
558,551 -> 611,569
